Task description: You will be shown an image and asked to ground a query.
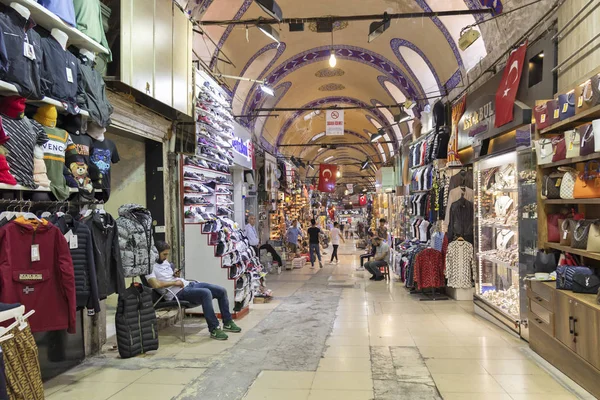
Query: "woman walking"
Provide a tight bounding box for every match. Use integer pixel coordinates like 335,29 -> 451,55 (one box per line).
328,222 -> 345,265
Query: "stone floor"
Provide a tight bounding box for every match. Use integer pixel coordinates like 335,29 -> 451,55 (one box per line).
43,241 -> 594,400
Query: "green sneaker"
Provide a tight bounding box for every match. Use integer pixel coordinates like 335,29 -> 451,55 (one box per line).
210,328 -> 228,340
223,321 -> 242,333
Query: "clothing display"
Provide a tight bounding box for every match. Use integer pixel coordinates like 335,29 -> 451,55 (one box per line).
116,204 -> 158,278
447,197 -> 474,243
413,248 -> 444,290
445,240 -> 475,288
72,0 -> 110,57
2,325 -> 44,400
76,53 -> 113,127
40,35 -> 79,113
37,0 -> 77,26
88,132 -> 119,200
0,154 -> 17,185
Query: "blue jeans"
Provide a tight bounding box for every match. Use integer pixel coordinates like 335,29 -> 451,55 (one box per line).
177,282 -> 232,332
309,243 -> 321,266
365,260 -> 387,279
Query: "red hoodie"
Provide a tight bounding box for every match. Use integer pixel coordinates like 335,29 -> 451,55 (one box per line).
0,217 -> 76,333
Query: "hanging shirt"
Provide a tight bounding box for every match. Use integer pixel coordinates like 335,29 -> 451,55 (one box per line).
72,0 -> 111,60
40,126 -> 77,200
414,248 -> 444,290
76,54 -> 113,127
40,34 -> 79,113
89,137 -> 120,201
445,240 -> 475,289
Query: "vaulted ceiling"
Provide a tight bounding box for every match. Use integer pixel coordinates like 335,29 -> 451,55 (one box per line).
185,0 -> 496,184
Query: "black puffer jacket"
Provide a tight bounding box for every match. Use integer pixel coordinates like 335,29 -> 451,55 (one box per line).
51,215 -> 101,313
115,283 -> 159,359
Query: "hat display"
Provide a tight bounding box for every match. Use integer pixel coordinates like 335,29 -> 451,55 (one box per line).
0,96 -> 26,119
33,104 -> 58,128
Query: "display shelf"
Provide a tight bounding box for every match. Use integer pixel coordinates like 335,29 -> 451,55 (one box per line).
543,199 -> 600,204
540,103 -> 600,134
0,183 -> 84,193
539,152 -> 600,169
194,151 -> 232,166
183,164 -> 230,176
0,0 -> 109,54
479,254 -> 519,272
197,122 -> 234,140
481,222 -> 518,230
0,80 -> 90,116
544,242 -> 600,262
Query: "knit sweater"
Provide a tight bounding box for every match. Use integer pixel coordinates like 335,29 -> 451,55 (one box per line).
39,126 -> 77,200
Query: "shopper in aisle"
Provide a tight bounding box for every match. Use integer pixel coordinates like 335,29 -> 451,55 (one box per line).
286,219 -> 303,254
145,241 -> 241,341
377,218 -> 388,242
307,219 -> 323,269
245,214 -> 260,254
328,222 -> 345,265
364,237 -> 389,281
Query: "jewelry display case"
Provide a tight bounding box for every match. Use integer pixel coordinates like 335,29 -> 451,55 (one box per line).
474,152 -> 521,333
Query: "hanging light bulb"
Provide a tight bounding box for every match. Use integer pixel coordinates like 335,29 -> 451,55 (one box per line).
329,50 -> 337,68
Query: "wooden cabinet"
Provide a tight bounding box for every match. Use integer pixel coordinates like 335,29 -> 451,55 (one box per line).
554,291 -> 577,351
573,300 -> 600,370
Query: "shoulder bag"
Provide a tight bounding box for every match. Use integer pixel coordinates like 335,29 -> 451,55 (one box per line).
547,99 -> 560,125
557,266 -> 593,290
552,135 -> 566,162
579,123 -> 595,156
547,213 -> 562,243
575,79 -> 594,114
565,130 -> 581,158
535,139 -> 554,165
574,161 -> 600,198
534,251 -> 557,273
591,74 -> 600,107
541,175 -> 561,199
594,119 -> 600,153
534,103 -> 550,130
559,167 -> 577,199
572,273 -> 600,294
587,220 -> 600,253
558,92 -> 576,120
572,220 -> 594,249
558,252 -> 580,266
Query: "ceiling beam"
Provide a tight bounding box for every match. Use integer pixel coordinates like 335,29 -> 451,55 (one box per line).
278,141 -> 395,147
256,105 -> 402,112
199,9 -> 493,26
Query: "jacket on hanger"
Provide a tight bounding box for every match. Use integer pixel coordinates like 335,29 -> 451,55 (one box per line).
40,34 -> 79,113
0,217 -> 76,333
76,54 -> 113,128
116,204 -> 158,278
51,215 -> 101,312
81,211 -> 124,298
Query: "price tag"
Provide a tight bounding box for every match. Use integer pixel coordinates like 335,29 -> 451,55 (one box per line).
522,212 -> 529,219
540,114 -> 546,123
562,103 -> 568,113
66,67 -> 73,83
563,231 -> 568,239
578,96 -> 584,108
554,109 -> 560,119
556,178 -> 562,187
23,42 -> 36,60
70,235 -> 78,249
31,244 -> 40,262
569,141 -> 574,150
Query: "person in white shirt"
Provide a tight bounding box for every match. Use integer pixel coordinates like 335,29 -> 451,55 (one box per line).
364,237 -> 389,281
145,241 -> 241,341
328,222 -> 345,264
245,214 -> 260,254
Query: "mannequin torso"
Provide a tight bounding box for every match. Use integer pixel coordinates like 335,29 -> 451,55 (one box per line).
50,29 -> 68,50
9,2 -> 30,20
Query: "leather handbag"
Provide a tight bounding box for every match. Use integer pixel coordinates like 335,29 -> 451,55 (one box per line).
587,221 -> 600,252
534,251 -> 557,273
558,252 -> 580,266
594,119 -> 600,153
534,103 -> 550,130
575,79 -> 595,114
535,139 -> 554,165
572,273 -> 600,294
559,219 -> 573,246
547,99 -> 560,125
547,213 -> 562,243
558,92 -> 576,120
542,175 -> 561,199
591,74 -> 600,107
574,161 -> 600,199
552,135 -> 566,162
559,168 -> 577,199
556,266 -> 593,290
579,123 -> 595,156
565,130 -> 580,158
572,220 -> 594,249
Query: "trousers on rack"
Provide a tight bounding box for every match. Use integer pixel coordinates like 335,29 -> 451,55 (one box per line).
2,326 -> 43,400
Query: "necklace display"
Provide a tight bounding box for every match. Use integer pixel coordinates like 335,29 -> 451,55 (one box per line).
495,196 -> 513,218
496,229 -> 515,250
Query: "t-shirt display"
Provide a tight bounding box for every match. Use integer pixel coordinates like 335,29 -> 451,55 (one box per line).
89,135 -> 119,201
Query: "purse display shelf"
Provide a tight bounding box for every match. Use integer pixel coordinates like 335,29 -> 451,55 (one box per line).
543,199 -> 600,204
540,153 -> 600,169
544,242 -> 600,262
540,103 -> 600,134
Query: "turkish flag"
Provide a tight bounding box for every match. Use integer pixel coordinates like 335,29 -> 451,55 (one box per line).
495,40 -> 527,128
480,0 -> 503,15
318,164 -> 337,193
359,194 -> 367,206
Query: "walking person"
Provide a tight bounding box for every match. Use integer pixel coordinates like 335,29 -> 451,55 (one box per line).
364,236 -> 389,281
286,219 -> 303,255
328,222 -> 345,265
307,219 -> 323,269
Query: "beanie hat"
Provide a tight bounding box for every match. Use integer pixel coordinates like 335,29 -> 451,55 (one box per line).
0,154 -> 17,186
33,104 -> 58,128
0,96 -> 26,119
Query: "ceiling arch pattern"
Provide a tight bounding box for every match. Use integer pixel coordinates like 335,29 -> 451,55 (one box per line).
242,45 -> 423,117
231,42 -> 287,101
310,148 -> 375,165
299,130 -> 384,163
370,100 -> 403,143
208,0 -> 253,71
390,38 -> 444,97
252,81 -> 293,136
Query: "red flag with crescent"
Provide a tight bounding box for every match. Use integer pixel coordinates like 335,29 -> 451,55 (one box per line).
318,164 -> 337,193
495,40 -> 527,128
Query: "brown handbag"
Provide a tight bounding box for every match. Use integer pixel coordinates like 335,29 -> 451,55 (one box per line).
559,219 -> 573,246
575,79 -> 595,114
574,161 -> 600,199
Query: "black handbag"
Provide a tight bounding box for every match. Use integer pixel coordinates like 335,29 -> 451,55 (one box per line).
534,251 -> 557,273
572,220 -> 594,249
541,175 -> 561,199
557,266 -> 593,290
572,273 -> 600,294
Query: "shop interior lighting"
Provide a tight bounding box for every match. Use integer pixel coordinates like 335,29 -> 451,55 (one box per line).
318,147 -> 325,152
370,129 -> 384,142
324,156 -> 334,162
361,159 -> 370,170
363,188 -> 367,192
368,12 -> 390,43
403,99 -> 416,110
216,73 -> 275,96
329,30 -> 337,68
304,110 -> 321,121
308,163 -> 315,170
257,21 -> 280,43
260,85 -> 275,96
311,132 -> 326,141
336,170 -> 341,178
394,108 -> 411,123
254,0 -> 283,21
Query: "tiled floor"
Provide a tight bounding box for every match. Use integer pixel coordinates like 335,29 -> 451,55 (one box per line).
43,241 -> 593,400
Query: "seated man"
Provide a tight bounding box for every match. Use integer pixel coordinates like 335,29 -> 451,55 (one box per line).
364,236 -> 389,281
357,232 -> 375,271
146,241 -> 242,341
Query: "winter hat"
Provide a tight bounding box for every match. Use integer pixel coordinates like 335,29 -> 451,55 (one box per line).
0,116 -> 7,145
33,104 -> 58,128
0,154 -> 17,185
0,96 -> 26,119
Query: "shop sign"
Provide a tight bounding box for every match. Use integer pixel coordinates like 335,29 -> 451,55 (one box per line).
232,137 -> 251,161
326,110 -> 344,136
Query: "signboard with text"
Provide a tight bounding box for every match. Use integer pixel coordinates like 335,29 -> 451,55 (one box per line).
326,110 -> 344,136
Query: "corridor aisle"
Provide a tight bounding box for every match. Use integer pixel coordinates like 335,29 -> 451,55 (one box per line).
44,241 -> 592,400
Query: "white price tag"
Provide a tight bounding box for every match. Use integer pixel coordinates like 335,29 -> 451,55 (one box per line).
522,212 -> 528,219
563,231 -> 568,239
66,67 -> 74,83
23,42 -> 36,60
31,244 -> 40,262
70,235 -> 78,249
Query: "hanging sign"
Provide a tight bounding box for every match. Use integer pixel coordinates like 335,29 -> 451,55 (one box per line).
326,110 -> 344,136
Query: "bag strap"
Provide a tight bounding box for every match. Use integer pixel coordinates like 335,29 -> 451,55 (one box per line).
573,222 -> 590,241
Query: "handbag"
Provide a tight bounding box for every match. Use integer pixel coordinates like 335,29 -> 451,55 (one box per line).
558,252 -> 580,266
572,273 -> 600,294
556,266 -> 593,290
534,103 -> 550,130
559,167 -> 577,199
579,123 -> 595,156
558,92 -> 576,120
547,213 -> 562,243
535,139 -> 554,165
541,175 -> 561,199
552,135 -> 566,162
559,219 -> 573,246
565,130 -> 580,158
534,251 -> 557,273
587,221 -> 600,252
594,119 -> 600,153
572,220 -> 594,249
547,99 -> 560,125
591,74 -> 600,107
575,79 -> 595,114
574,161 -> 600,199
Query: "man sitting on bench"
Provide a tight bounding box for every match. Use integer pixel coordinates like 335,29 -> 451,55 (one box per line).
364,236 -> 389,281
